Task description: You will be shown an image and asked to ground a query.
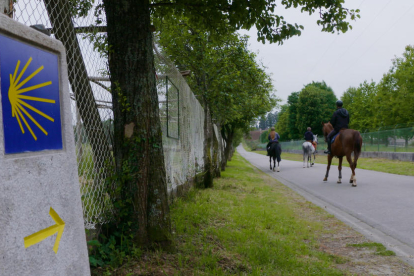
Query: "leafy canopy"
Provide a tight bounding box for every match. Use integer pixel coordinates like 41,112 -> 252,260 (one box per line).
152,0 -> 360,44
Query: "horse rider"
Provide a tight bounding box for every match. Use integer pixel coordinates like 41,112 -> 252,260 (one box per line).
324,100 -> 350,154
266,127 -> 280,156
304,127 -> 317,151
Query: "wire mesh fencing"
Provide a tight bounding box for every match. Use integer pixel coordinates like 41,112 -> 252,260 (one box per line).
253,125 -> 414,153
13,0 -> 223,229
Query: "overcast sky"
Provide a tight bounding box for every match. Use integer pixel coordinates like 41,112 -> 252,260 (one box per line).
239,0 -> 414,107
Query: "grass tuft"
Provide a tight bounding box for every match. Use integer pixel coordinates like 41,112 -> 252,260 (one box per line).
347,242 -> 396,256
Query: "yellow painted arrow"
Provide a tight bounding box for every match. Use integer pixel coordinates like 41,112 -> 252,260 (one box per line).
24,207 -> 65,254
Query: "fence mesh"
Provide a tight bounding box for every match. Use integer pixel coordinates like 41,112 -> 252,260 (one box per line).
250,125 -> 414,153
13,1 -> 222,228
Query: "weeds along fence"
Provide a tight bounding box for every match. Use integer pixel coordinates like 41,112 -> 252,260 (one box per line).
13,0 -> 223,229
251,124 -> 414,153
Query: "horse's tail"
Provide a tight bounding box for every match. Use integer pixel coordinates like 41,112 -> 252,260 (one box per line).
353,131 -> 362,168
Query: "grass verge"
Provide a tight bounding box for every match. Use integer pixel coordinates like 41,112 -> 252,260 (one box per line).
92,152 -> 413,276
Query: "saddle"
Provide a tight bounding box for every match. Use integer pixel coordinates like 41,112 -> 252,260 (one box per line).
331,133 -> 340,144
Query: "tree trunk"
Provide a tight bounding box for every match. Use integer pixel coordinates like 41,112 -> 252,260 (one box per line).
225,132 -> 234,163
202,104 -> 214,188
103,0 -> 171,247
1,0 -> 12,17
44,0 -> 112,175
221,124 -> 234,170
212,124 -> 221,177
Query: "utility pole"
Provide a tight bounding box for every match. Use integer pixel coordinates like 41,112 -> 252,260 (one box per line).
1,0 -> 13,18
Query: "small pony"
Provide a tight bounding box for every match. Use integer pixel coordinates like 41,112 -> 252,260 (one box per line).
322,122 -> 362,187
302,134 -> 318,168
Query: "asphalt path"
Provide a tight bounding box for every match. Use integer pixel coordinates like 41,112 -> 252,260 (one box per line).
237,145 -> 414,266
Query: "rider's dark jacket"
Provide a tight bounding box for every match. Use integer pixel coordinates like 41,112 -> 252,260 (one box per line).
331,108 -> 350,132
304,131 -> 314,141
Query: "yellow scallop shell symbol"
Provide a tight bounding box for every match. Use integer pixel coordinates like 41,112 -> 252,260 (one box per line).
8,57 -> 55,141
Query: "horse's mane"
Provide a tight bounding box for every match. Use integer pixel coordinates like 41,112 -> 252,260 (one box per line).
323,122 -> 333,134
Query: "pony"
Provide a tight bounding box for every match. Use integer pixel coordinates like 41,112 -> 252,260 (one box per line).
302,134 -> 318,168
322,122 -> 363,187
269,142 -> 282,172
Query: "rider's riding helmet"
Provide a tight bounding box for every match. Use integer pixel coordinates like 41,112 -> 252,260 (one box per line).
336,100 -> 343,107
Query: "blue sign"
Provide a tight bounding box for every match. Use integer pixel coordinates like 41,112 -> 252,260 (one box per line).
0,34 -> 62,154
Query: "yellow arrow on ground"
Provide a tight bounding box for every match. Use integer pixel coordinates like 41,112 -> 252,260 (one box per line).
24,207 -> 65,254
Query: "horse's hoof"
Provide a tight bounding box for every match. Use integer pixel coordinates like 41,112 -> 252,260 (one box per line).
311,163 -> 314,166
303,166 -> 305,168
349,180 -> 353,184
337,180 -> 342,184
323,178 -> 327,181
352,183 -> 357,187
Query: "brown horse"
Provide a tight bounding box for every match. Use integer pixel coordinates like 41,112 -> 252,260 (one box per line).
322,122 -> 363,187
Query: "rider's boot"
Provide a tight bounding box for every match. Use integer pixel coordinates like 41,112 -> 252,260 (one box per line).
324,141 -> 331,154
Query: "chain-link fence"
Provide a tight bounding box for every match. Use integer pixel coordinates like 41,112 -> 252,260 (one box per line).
251,124 -> 414,153
13,0 -> 223,229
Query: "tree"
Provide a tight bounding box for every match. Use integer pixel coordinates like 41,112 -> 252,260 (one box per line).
265,112 -> 277,128
156,18 -> 277,170
103,0 -> 171,247
296,83 -> 337,136
101,0 -> 359,247
341,81 -> 377,131
275,104 -> 290,141
375,46 -> 414,146
287,92 -> 300,139
259,115 -> 267,130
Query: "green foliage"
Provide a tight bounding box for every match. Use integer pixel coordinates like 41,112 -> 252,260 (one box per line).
275,104 -> 290,141
287,92 -> 300,139
152,0 -> 359,45
296,82 -> 337,136
260,129 -> 270,143
87,164 -> 141,269
341,81 -> 377,131
156,17 -> 278,132
243,139 -> 259,151
340,45 -> 414,143
232,128 -> 244,148
275,81 -> 336,140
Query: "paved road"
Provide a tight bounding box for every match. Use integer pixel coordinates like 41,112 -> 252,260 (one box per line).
238,145 -> 414,265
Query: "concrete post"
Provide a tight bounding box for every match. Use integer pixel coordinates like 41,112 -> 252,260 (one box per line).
0,14 -> 90,275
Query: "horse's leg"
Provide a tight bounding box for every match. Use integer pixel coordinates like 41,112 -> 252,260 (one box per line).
273,157 -> 276,172
346,154 -> 357,187
277,160 -> 280,172
269,156 -> 272,170
303,150 -> 306,168
323,155 -> 333,181
337,156 -> 343,184
312,152 -> 316,165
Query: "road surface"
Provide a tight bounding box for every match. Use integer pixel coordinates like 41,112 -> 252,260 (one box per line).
238,145 -> 414,266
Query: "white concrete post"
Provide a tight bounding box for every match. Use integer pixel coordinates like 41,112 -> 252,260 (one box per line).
0,14 -> 90,275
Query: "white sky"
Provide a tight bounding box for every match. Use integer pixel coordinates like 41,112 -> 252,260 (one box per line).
239,0 -> 414,106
